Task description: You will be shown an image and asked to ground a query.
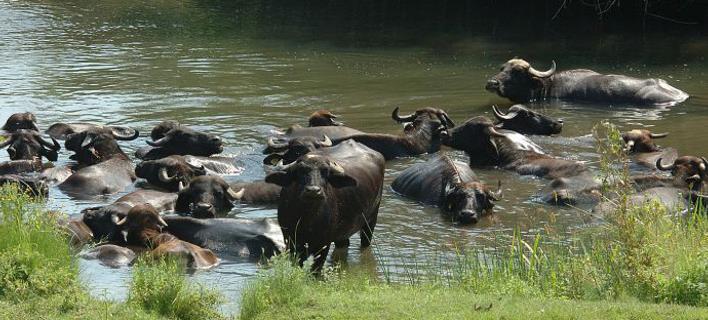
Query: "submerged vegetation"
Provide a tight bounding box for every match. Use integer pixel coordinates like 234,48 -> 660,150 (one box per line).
0,185 -> 222,319
241,122 -> 707,319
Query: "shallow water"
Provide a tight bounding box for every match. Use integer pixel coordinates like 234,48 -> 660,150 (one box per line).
1,0 -> 707,314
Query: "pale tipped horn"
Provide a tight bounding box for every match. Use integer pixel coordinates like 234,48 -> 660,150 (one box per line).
329,161 -> 345,174
80,134 -> 93,148
656,158 -> 675,171
111,128 -> 139,140
623,140 -> 635,152
700,157 -> 707,172
650,132 -> 669,139
492,105 -> 514,120
158,167 -> 176,182
391,107 -> 416,123
115,216 -> 127,226
147,136 -> 169,147
157,215 -> 168,227
267,137 -> 289,149
489,180 -> 503,201
0,135 -> 14,149
528,60 -> 556,78
273,159 -> 297,171
318,135 -> 332,147
178,180 -> 185,191
486,126 -> 507,138
227,187 -> 244,200
38,135 -> 60,151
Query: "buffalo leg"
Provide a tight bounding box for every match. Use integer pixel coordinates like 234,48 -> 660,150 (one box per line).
360,214 -> 378,248
334,239 -> 350,248
311,244 -> 331,273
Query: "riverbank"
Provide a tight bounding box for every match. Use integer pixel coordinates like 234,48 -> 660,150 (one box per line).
0,186 -> 223,320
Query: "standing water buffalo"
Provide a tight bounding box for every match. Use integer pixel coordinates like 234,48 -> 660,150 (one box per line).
0,129 -> 60,161
486,59 -> 689,106
265,140 -> 385,271
392,155 -> 502,224
2,112 -> 40,133
136,155 -> 207,191
59,129 -> 136,197
492,105 -> 563,135
137,121 -> 223,160
175,175 -> 244,218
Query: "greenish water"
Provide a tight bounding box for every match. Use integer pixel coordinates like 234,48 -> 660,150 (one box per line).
1,0 -> 707,314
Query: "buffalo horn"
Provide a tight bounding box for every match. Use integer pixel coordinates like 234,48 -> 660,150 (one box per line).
489,180 -> 503,201
492,105 -> 514,120
38,135 -> 61,151
329,161 -> 345,174
623,140 -> 635,152
701,157 -> 707,172
273,159 -> 297,171
528,60 -> 556,78
147,135 -> 168,147
391,107 -> 416,123
81,134 -> 93,148
318,135 -> 333,147
114,216 -> 127,226
227,187 -> 244,200
656,158 -> 675,171
267,137 -> 289,150
650,132 -> 669,139
30,121 -> 40,132
485,126 -> 507,138
178,180 -> 185,191
158,167 -> 176,182
0,135 -> 14,149
111,127 -> 139,140
441,112 -> 455,128
157,215 -> 168,227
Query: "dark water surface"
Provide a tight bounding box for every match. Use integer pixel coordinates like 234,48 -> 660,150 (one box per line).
1,0 -> 707,314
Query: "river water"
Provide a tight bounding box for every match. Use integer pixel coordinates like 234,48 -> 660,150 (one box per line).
1,0 -> 707,314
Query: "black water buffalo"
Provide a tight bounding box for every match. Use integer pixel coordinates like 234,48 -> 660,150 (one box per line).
64,127 -> 139,166
59,130 -> 136,197
0,174 -> 49,197
329,107 -> 454,160
0,159 -> 43,175
136,155 -> 207,192
2,112 -> 39,132
175,175 -> 244,218
46,122 -> 137,140
229,181 -> 282,204
115,204 -> 220,269
308,110 -> 342,127
137,121 -> 223,160
0,129 -> 60,161
392,155 -> 501,224
486,59 -> 689,106
265,140 -> 385,271
263,135 -> 333,165
492,105 -> 562,135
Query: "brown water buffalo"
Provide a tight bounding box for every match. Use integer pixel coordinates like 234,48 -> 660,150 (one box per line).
46,122 -> 137,140
621,129 -> 677,170
2,112 -> 39,132
175,175 -> 244,218
136,155 -> 207,192
492,105 -> 562,135
64,127 -> 138,166
263,135 -> 332,165
656,156 -> 707,191
229,181 -> 282,204
486,59 -> 689,106
265,140 -> 385,271
392,155 -> 501,224
59,129 -> 136,197
0,129 -> 60,161
329,107 -> 454,160
137,121 -> 223,160
115,204 -> 220,269
308,110 -> 342,127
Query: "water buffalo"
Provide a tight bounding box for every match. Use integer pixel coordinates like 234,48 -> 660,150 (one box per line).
137,121 -> 223,160
0,174 -> 49,197
265,140 -> 385,271
2,112 -> 39,132
621,129 -> 677,170
80,244 -> 136,268
0,159 -> 43,175
486,58 -> 689,106
175,175 -> 244,218
656,156 -> 707,191
391,155 -> 501,224
46,122 -> 137,140
136,155 -> 207,192
329,107 -> 454,160
308,110 -> 342,127
0,129 -> 60,161
492,105 -> 562,135
64,127 -> 139,166
115,204 -> 220,269
263,135 -> 332,165
229,180 -> 281,204
59,130 -> 137,197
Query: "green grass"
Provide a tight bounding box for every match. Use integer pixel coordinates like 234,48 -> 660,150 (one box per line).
0,185 -> 223,319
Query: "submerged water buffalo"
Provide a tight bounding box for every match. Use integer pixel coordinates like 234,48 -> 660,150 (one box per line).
46,122 -> 137,140
175,175 -> 244,218
0,159 -> 43,175
59,129 -> 137,197
0,174 -> 49,197
2,112 -> 40,133
136,155 -> 207,191
229,180 -> 282,204
392,155 -> 501,224
115,204 -> 220,269
656,156 -> 708,191
65,127 -> 139,166
266,140 -> 385,271
137,121 -> 223,160
492,105 -> 562,135
263,135 -> 332,165
622,129 -> 677,170
308,110 -> 342,127
329,107 -> 454,160
0,129 -> 60,161
486,58 -> 689,106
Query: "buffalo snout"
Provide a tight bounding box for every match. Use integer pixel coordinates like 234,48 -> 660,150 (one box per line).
457,210 -> 479,224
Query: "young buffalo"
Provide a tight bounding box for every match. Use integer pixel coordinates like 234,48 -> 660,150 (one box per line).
392,155 -> 501,224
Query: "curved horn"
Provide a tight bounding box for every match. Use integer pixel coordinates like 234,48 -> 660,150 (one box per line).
111,128 -> 139,141
157,215 -> 168,227
187,163 -> 207,175
227,187 -> 244,200
441,112 -> 455,128
492,105 -> 514,120
489,180 -> 503,201
650,132 -> 669,139
528,60 -> 556,78
329,161 -> 345,174
273,159 -> 297,171
267,137 -> 289,150
656,158 -> 675,171
30,121 -> 40,132
623,140 -> 635,152
701,157 -> 707,172
318,135 -> 332,147
391,107 -> 416,123
114,216 -> 127,226
486,126 -> 507,138
0,135 -> 14,149
178,180 -> 185,191
158,167 -> 176,182
80,134 -> 93,148
146,136 -> 168,147
38,135 -> 60,151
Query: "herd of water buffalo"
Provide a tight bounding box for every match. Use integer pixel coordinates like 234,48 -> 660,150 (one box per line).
0,58 -> 704,272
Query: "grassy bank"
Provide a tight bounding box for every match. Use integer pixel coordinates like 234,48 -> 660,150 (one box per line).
241,123 -> 707,319
0,186 -> 223,320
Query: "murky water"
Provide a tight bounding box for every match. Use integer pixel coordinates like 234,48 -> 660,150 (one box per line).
1,0 -> 707,314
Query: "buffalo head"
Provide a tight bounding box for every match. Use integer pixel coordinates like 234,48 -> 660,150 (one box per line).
444,181 -> 502,224
81,204 -> 129,243
656,156 -> 707,191
263,135 -> 333,165
175,175 -> 244,218
622,129 -> 668,153
2,112 -> 39,132
492,105 -> 562,135
0,174 -> 49,197
308,110 -> 342,127
114,203 -> 168,246
486,59 -> 556,102
266,154 -> 357,201
136,155 -> 207,191
392,106 -> 455,131
146,123 -> 223,157
442,116 -> 508,166
0,129 -> 60,161
66,127 -> 135,165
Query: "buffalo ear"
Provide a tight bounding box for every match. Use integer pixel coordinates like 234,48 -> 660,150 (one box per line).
328,173 -> 357,189
265,171 -> 291,187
